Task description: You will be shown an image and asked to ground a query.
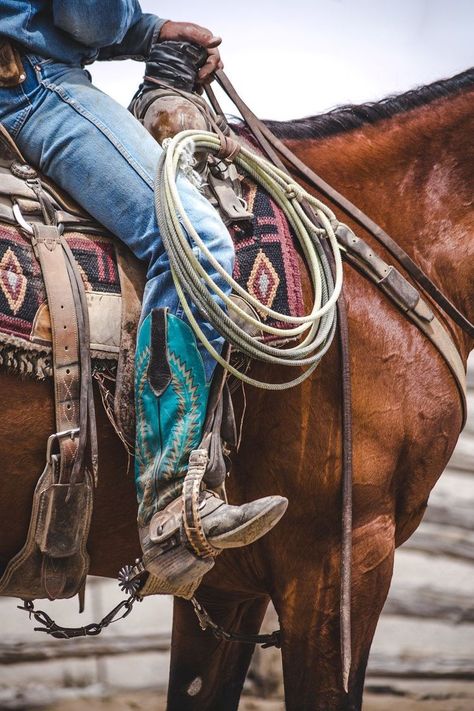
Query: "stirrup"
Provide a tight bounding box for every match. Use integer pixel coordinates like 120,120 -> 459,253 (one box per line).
181,448 -> 222,558
119,448 -> 222,599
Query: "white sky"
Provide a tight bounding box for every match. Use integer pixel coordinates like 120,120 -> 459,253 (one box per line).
90,0 -> 474,120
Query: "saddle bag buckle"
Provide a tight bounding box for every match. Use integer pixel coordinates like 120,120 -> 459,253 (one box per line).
34,428 -> 88,559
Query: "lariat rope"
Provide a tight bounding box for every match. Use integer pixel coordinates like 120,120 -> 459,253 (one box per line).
154,129 -> 343,389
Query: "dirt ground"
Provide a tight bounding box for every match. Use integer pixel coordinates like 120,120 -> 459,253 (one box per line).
41,681 -> 474,711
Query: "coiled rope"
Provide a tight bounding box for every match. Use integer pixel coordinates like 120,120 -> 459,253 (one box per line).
154,129 -> 343,389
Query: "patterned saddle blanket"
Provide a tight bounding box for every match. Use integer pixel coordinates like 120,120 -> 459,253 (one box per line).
0,223 -> 123,376
0,173 -> 304,378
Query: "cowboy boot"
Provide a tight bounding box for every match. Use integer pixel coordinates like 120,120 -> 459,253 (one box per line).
135,308 -> 287,597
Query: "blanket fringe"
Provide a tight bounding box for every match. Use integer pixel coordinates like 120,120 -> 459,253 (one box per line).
0,338 -> 51,379
0,335 -> 117,381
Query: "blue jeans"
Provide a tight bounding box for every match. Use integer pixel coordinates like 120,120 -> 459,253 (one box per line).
0,54 -> 234,380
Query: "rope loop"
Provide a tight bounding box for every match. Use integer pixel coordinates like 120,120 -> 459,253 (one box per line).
155,129 -> 343,389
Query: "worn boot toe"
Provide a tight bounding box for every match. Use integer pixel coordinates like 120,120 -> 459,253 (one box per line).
201,493 -> 288,549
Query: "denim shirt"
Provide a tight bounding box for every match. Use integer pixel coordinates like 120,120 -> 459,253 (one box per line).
0,1 -> 167,65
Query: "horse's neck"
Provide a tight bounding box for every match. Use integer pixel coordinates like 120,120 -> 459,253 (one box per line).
291,89 -> 474,356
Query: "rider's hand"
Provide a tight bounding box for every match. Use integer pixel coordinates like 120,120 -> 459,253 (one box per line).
157,21 -> 224,83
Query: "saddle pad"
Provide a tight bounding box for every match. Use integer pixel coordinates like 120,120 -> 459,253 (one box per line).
231,122 -> 304,330
0,170 -> 305,378
230,178 -> 304,331
0,222 -> 122,376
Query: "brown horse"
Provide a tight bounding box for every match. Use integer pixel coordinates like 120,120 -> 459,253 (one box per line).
0,69 -> 473,710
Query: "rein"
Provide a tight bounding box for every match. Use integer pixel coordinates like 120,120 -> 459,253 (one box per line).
196,70 -> 471,689
213,71 -> 474,340
202,74 -> 357,688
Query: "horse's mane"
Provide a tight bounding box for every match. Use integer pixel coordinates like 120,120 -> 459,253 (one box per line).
263,68 -> 474,140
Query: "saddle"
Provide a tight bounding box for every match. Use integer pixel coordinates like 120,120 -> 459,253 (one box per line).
0,117 -> 307,604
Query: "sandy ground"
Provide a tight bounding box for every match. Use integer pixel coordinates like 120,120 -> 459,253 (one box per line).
39,682 -> 474,711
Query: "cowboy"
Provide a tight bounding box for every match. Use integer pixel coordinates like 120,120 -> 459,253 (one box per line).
0,1 -> 287,596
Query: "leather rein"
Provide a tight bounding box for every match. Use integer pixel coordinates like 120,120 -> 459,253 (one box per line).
213,71 -> 474,340
190,70 -> 472,691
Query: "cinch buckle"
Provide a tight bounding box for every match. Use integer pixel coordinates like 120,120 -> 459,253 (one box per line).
46,428 -> 80,465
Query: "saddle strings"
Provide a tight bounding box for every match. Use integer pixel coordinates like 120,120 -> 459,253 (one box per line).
154,129 -> 343,389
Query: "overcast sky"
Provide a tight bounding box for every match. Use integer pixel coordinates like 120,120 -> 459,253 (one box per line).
90,0 -> 474,121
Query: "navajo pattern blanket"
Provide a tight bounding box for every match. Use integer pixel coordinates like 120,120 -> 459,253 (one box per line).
0,223 -> 120,341
231,178 -> 304,328
0,175 -> 304,379
0,222 -> 121,377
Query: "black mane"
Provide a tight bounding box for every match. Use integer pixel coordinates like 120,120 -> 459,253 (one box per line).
263,68 -> 474,140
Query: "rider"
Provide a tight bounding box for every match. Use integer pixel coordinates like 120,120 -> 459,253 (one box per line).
0,1 -> 287,596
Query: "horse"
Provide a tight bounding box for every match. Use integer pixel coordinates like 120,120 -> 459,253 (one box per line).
0,68 -> 472,711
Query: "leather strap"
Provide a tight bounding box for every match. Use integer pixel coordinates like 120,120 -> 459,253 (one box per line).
31,223 -> 81,483
336,224 -> 467,424
207,72 -> 470,687
212,90 -> 356,684
213,71 -> 474,340
62,237 -> 98,484
337,293 -> 353,692
0,212 -> 94,599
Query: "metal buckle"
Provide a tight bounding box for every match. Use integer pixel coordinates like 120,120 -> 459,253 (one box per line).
46,428 -> 80,464
12,203 -> 34,236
